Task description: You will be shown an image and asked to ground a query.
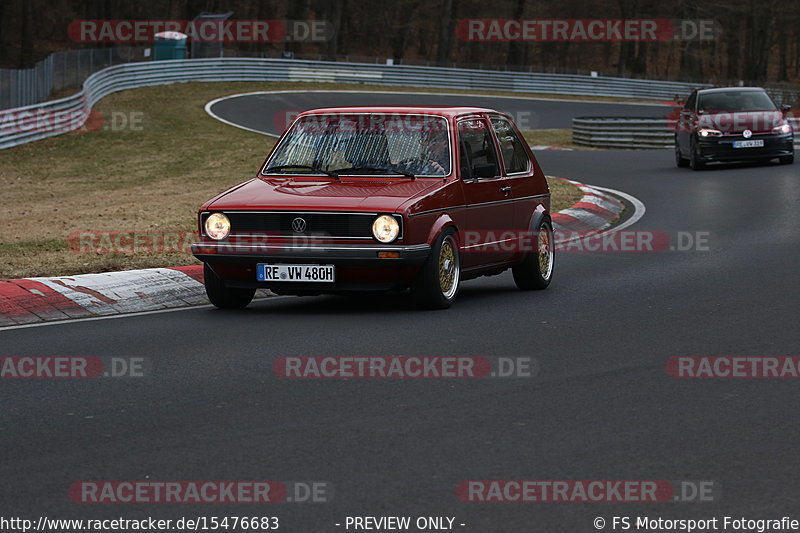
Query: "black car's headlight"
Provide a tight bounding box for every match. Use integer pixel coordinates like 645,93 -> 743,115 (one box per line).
772,123 -> 792,135
698,128 -> 722,137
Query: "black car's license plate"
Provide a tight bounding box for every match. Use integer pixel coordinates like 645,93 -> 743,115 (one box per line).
732,139 -> 764,148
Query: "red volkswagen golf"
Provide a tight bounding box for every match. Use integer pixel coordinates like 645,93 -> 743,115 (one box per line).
192,107 -> 553,309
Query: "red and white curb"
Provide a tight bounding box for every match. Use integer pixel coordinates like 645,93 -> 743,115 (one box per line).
0,181 -> 638,327
0,266 -> 207,327
551,178 -> 626,240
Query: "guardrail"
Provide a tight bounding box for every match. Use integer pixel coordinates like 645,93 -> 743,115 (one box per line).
0,57 -> 710,151
572,117 -> 676,149
0,47 -> 148,109
573,116 -> 800,149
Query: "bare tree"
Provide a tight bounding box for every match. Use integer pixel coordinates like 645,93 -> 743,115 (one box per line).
742,0 -> 778,81
505,0 -> 527,66
1,0 -> 798,84
19,0 -> 34,68
436,0 -> 454,65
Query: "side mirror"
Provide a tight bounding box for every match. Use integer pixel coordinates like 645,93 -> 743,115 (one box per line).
472,163 -> 497,179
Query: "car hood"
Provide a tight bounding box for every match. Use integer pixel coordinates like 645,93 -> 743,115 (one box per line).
208,176 -> 442,212
697,111 -> 784,133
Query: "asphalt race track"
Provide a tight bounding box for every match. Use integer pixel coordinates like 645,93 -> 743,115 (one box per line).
1,93 -> 799,532
206,90 -> 672,134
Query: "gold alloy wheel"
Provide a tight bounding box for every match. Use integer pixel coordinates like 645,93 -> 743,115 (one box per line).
538,226 -> 554,280
438,235 -> 459,299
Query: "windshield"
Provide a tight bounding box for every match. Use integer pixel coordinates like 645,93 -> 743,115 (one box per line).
263,113 -> 452,177
698,91 -> 777,112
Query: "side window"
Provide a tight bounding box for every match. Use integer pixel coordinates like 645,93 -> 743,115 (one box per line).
490,117 -> 530,174
457,119 -> 500,180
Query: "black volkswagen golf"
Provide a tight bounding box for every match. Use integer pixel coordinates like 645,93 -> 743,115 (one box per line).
675,87 -> 794,170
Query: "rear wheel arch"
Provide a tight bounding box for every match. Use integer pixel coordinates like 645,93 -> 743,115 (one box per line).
525,205 -> 550,236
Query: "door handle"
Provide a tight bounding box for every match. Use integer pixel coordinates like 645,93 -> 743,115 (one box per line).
500,186 -> 512,194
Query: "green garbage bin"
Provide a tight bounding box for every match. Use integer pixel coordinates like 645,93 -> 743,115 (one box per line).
153,31 -> 187,60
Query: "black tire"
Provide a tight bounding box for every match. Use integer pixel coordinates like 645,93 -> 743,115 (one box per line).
675,140 -> 689,167
204,263 -> 255,309
689,138 -> 706,170
512,218 -> 554,290
411,229 -> 460,309
779,153 -> 795,164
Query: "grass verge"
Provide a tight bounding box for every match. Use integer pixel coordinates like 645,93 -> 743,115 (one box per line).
546,176 -> 584,210
522,129 -> 595,150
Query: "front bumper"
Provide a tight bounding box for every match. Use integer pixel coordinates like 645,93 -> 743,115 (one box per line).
193,242 -> 432,292
192,242 -> 431,294
191,242 -> 431,266
696,133 -> 794,162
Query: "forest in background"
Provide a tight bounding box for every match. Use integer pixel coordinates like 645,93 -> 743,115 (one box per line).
0,0 -> 798,85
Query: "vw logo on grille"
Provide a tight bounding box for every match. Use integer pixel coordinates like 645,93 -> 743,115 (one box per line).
743,129 -> 753,138
291,217 -> 307,233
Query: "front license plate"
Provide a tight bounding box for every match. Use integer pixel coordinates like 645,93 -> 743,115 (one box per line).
733,139 -> 764,148
257,264 -> 335,282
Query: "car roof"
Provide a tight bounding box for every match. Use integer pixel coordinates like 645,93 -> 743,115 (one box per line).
696,87 -> 768,94
297,106 -> 501,118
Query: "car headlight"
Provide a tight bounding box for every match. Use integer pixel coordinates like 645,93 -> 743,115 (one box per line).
372,215 -> 400,243
772,123 -> 793,134
204,213 -> 231,240
698,128 -> 722,137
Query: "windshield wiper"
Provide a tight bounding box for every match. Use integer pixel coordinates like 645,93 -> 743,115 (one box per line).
331,166 -> 416,179
263,165 -> 339,179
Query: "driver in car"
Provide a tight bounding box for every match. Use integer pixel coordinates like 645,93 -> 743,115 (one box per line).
416,135 -> 449,175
